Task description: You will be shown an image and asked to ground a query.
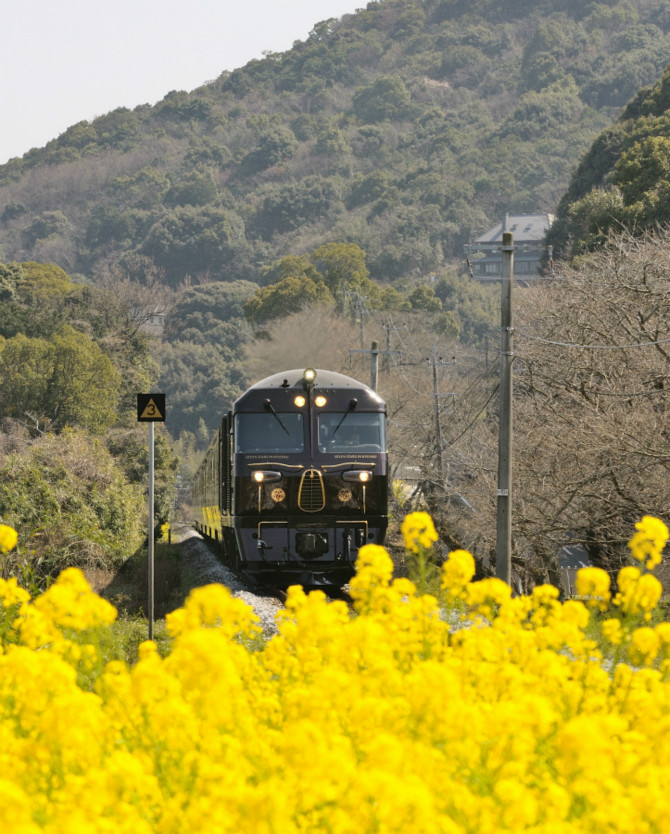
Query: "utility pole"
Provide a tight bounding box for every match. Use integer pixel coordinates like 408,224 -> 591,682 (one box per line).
496,232 -> 514,585
381,321 -> 403,375
425,345 -> 456,485
349,341 -> 400,392
371,341 -> 379,391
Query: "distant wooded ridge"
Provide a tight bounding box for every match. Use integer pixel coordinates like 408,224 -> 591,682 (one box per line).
2,0 -> 670,289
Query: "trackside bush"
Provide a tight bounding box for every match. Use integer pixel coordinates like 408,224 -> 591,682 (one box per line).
0,514 -> 667,832
0,430 -> 145,582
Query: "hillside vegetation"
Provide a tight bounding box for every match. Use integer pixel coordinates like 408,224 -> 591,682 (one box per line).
0,262 -> 178,585
548,60 -> 670,257
2,0 -> 670,287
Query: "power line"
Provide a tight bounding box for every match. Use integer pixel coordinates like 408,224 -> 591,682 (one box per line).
517,330 -> 670,350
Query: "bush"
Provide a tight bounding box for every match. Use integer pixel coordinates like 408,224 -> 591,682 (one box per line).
0,430 -> 145,584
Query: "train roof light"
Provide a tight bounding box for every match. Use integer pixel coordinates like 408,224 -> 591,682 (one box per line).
303,368 -> 317,388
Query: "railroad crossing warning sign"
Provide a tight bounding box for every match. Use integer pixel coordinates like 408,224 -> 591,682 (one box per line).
137,393 -> 166,422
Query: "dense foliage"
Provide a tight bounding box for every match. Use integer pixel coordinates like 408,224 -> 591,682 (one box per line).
2,0 -> 670,287
548,61 -> 670,258
0,514 -> 667,831
0,261 -> 178,584
0,430 -> 146,584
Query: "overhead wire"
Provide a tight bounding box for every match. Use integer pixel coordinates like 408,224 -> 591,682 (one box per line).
517,330 -> 670,350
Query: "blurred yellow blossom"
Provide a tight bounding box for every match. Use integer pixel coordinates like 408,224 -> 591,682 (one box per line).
628,515 -> 668,569
400,512 -> 438,554
614,567 -> 662,617
0,577 -> 30,609
441,549 -> 475,597
601,618 -> 623,645
575,566 -> 611,610
0,525 -> 17,554
629,627 -> 660,666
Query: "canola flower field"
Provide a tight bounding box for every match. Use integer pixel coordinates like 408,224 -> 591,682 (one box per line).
0,515 -> 669,833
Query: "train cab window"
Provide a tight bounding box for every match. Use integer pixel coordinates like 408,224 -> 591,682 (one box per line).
235,413 -> 304,453
318,413 -> 385,453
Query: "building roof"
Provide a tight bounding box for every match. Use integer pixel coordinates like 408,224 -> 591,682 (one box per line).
474,212 -> 554,245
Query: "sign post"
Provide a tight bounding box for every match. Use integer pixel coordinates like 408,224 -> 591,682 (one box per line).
137,394 -> 166,640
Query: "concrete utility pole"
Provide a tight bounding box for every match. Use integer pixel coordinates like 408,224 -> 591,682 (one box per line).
496,232 -> 514,584
381,321 -> 403,375
426,345 -> 456,486
371,341 -> 379,391
349,341 -> 400,391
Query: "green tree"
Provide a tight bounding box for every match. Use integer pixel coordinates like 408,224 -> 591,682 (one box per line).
164,281 -> 257,344
47,326 -> 121,432
310,242 -> 370,299
22,212 -> 72,250
155,340 -> 247,440
165,169 -> 218,207
0,326 -> 121,434
244,275 -> 333,324
612,135 -> 670,205
252,177 -> 342,239
352,76 -> 411,123
408,284 -> 443,313
259,255 -> 321,287
141,206 -> 248,284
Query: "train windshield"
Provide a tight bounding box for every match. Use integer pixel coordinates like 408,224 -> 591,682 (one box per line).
317,412 -> 385,453
235,413 -> 304,453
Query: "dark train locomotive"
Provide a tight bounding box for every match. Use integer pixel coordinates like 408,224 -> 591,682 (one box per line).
192,368 -> 388,586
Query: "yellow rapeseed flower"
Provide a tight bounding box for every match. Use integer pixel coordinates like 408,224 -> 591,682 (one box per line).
441,549 -> 475,595
628,515 -> 668,570
601,618 -> 623,645
0,525 -> 18,555
0,577 -> 30,609
614,567 -> 662,617
629,627 -> 660,666
575,566 -> 611,611
400,512 -> 438,554
0,514 -> 668,832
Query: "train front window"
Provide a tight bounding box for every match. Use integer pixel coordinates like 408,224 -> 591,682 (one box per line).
235,413 -> 304,453
317,412 -> 385,453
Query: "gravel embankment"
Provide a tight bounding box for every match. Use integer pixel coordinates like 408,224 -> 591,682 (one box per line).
176,528 -> 284,637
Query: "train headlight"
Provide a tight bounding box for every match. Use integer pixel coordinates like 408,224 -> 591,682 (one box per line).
252,470 -> 282,483
314,395 -> 327,407
294,395 -> 306,407
342,470 -> 372,483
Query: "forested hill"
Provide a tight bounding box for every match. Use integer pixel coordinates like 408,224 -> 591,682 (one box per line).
547,60 -> 670,258
2,0 -> 670,287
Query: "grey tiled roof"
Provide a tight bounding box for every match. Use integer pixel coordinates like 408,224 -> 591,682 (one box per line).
474,212 -> 554,244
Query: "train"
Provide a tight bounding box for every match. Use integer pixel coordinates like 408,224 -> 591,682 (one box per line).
192,367 -> 389,587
